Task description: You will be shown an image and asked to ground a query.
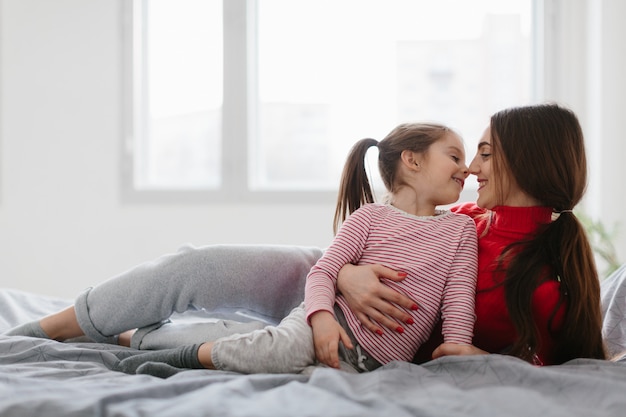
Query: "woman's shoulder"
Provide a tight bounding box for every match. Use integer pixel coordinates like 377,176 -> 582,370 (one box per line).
450,202 -> 491,235
450,202 -> 487,218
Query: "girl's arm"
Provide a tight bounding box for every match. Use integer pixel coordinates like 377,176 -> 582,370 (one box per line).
433,217 -> 483,359
439,219 -> 478,346
336,263 -> 418,334
310,310 -> 353,369
432,343 -> 488,358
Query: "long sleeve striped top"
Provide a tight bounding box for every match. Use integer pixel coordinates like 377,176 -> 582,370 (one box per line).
304,203 -> 478,364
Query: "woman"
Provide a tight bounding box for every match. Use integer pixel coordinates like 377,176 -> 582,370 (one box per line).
337,103 -> 606,365
5,103 -> 606,366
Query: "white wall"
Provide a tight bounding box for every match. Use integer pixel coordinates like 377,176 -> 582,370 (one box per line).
543,0 -> 626,274
588,0 -> 626,270
0,0 -> 624,299
0,0 -> 336,298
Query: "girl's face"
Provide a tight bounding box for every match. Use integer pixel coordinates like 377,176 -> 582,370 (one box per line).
469,126 -> 538,209
419,132 -> 469,206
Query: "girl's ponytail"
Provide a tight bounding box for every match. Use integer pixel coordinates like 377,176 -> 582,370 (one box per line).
333,138 -> 378,234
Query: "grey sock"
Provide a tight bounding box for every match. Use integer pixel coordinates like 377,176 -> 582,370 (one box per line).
2,321 -> 117,344
114,344 -> 203,375
3,321 -> 50,339
134,362 -> 189,378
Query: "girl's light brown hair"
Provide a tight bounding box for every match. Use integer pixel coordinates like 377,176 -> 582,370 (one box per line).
333,122 -> 452,234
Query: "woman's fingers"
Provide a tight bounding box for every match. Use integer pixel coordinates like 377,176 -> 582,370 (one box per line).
370,264 -> 408,282
357,281 -> 416,332
337,263 -> 418,334
350,299 -> 411,334
353,311 -> 384,335
375,285 -> 417,321
370,265 -> 419,311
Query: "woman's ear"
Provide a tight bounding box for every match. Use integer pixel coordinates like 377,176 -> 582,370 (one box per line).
401,150 -> 421,171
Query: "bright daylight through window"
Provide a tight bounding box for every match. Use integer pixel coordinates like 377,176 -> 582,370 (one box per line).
125,0 -> 535,201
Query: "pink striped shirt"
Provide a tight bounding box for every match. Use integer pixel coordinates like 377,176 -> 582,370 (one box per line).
305,203 -> 478,364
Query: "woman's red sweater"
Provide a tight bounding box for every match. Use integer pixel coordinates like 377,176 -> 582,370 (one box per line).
415,203 -> 565,365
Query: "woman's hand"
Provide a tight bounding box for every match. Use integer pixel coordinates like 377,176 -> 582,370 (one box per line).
336,263 -> 418,335
432,343 -> 488,359
310,311 -> 353,369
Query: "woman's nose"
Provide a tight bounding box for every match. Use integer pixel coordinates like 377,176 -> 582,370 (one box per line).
468,157 -> 480,175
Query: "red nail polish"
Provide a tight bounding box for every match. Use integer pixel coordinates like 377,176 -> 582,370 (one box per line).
406,317 -> 414,325
396,326 -> 404,333
411,304 -> 418,311
376,329 -> 383,336
398,272 -> 408,277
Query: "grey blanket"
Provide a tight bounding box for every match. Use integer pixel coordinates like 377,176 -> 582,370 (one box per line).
1,288 -> 625,417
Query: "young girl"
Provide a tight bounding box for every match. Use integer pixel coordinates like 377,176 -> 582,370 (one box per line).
113,122 -> 478,374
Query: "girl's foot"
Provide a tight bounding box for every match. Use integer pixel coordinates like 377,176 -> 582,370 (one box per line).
3,320 -> 50,338
5,306 -> 126,345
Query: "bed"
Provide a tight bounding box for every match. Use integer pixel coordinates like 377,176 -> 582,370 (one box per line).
1,287 -> 626,417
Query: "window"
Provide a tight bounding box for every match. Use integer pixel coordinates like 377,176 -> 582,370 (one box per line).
124,0 -> 223,192
122,0 -> 536,203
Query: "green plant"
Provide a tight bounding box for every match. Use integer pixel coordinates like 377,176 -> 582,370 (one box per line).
576,210 -> 621,278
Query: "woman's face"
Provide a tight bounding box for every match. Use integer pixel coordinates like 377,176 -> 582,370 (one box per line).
469,127 -> 497,209
469,126 -> 539,209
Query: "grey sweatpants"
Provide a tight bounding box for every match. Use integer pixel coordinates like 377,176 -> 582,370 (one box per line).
211,303 -> 382,374
211,303 -> 315,373
74,244 -> 323,349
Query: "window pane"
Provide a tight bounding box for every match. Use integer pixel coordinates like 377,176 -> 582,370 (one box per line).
134,0 -> 223,190
254,0 -> 533,191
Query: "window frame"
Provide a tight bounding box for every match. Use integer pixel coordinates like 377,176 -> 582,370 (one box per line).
120,0 -> 540,205
121,0 -> 333,204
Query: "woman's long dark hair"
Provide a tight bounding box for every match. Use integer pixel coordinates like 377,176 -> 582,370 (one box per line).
490,103 -> 605,363
333,123 -> 451,234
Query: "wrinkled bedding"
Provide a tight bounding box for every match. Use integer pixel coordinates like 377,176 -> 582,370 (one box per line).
1,288 -> 626,417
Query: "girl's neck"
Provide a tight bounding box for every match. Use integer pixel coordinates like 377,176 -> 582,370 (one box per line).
389,190 -> 436,217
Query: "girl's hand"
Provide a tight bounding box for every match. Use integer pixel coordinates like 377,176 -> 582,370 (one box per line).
310,311 -> 353,369
432,343 -> 488,359
336,263 -> 418,335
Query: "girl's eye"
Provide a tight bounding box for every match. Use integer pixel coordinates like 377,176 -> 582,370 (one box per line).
480,153 -> 492,159
451,156 -> 460,162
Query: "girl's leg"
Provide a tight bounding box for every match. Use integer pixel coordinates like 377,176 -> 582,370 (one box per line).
115,303 -> 316,375
41,306 -> 84,340
207,303 -> 316,374
6,244 -> 322,343
129,319 -> 267,350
